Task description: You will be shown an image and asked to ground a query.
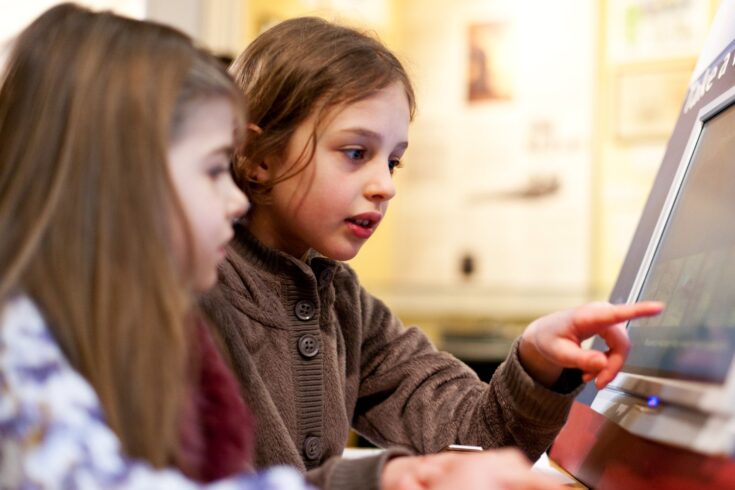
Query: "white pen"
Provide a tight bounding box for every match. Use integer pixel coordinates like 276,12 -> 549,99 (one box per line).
444,444 -> 484,452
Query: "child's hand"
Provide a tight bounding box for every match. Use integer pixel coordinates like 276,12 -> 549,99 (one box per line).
381,449 -> 565,490
519,301 -> 664,389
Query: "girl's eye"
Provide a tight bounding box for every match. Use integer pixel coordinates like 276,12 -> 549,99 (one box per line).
388,159 -> 402,174
343,148 -> 366,160
207,164 -> 229,179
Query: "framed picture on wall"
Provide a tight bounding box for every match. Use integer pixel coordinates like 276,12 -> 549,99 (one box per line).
606,0 -> 712,63
615,64 -> 693,142
467,22 -> 513,102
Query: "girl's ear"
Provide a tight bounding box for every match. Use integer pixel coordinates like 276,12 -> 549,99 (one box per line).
249,160 -> 270,183
245,124 -> 270,183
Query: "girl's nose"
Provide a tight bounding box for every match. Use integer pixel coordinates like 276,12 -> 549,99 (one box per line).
226,178 -> 250,221
365,161 -> 397,202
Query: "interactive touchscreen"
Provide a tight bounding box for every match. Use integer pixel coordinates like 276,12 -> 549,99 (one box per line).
624,102 -> 735,384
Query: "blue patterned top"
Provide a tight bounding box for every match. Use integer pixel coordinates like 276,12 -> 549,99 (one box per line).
0,295 -> 312,489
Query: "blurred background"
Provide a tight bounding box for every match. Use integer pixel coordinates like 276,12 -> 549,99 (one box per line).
0,0 -> 721,374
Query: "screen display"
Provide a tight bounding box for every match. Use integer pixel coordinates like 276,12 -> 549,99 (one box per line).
624,103 -> 735,383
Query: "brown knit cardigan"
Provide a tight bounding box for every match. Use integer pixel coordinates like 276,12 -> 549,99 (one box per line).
200,224 -> 583,490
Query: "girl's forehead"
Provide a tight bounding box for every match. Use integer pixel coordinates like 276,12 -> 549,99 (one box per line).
174,97 -> 234,139
316,83 -> 411,134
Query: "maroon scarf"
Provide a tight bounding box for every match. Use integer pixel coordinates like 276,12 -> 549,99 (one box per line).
178,318 -> 255,482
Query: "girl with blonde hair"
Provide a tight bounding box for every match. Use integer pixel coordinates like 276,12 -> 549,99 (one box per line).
0,4 -> 305,487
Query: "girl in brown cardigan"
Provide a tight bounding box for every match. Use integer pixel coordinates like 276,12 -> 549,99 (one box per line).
201,16 -> 663,490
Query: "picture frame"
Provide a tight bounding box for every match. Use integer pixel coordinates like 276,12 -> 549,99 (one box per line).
466,21 -> 513,103
606,0 -> 712,63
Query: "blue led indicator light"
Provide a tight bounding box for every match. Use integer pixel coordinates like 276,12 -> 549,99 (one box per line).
646,396 -> 660,408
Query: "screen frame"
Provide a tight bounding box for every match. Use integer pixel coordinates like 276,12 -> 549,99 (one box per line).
606,86 -> 735,418
575,87 -> 735,459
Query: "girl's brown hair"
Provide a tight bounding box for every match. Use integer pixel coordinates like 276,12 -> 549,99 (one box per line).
0,4 -> 244,468
229,16 -> 416,203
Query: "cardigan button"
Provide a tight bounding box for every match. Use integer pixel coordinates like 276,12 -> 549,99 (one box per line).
298,334 -> 320,358
294,300 -> 316,321
303,436 -> 322,461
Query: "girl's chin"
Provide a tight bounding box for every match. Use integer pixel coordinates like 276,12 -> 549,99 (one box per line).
191,269 -> 218,293
319,244 -> 362,262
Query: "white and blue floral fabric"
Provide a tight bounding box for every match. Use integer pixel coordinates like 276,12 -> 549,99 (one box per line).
0,295 -> 311,489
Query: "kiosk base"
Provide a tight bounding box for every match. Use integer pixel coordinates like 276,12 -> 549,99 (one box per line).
550,402 -> 735,490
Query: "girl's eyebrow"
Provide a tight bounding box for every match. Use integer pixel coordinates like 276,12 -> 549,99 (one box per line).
338,127 -> 408,150
206,145 -> 235,157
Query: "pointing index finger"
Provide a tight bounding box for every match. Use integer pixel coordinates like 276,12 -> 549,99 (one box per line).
573,301 -> 664,336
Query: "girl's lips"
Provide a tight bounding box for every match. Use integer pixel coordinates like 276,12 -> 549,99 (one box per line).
345,212 -> 382,239
346,220 -> 375,239
218,235 -> 233,257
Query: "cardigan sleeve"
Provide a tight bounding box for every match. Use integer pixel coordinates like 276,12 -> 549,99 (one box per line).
0,296 -> 311,490
351,280 -> 584,462
304,447 -> 412,490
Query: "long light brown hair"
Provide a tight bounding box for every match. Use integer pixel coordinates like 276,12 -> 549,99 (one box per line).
0,4 -> 244,468
228,16 -> 416,203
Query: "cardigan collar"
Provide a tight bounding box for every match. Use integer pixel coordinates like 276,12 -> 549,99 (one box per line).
230,222 -> 339,287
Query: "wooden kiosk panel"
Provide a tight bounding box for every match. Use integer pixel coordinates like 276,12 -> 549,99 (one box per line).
550,403 -> 735,489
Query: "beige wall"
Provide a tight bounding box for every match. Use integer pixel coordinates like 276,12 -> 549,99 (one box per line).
592,0 -> 720,294
389,0 -> 594,299
241,0 -> 397,45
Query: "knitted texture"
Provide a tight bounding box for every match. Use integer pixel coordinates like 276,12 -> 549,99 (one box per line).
201,224 -> 583,490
